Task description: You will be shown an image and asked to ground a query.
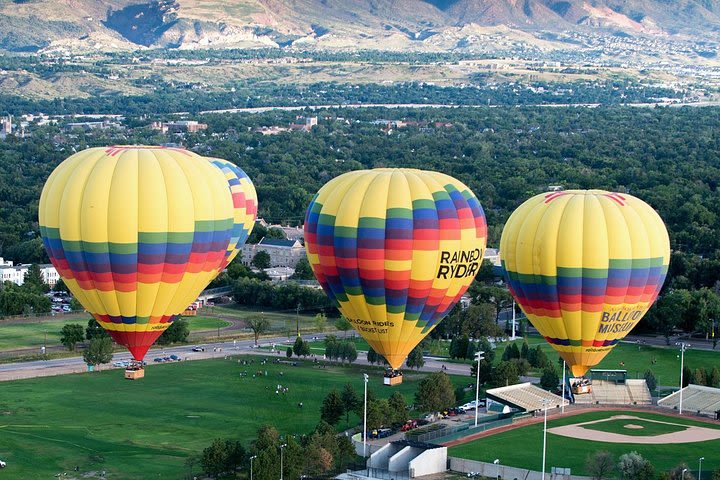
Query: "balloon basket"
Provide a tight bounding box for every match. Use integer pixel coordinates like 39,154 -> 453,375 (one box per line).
383,370 -> 403,386
124,367 -> 145,380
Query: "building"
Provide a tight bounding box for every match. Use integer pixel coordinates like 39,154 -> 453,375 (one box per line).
483,248 -> 501,267
0,260 -> 59,287
0,115 -> 12,139
266,223 -> 304,241
150,120 -> 208,133
241,237 -> 305,268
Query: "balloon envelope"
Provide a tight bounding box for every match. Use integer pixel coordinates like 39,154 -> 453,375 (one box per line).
500,190 -> 670,377
39,146 -> 235,361
207,157 -> 258,269
304,169 -> 487,369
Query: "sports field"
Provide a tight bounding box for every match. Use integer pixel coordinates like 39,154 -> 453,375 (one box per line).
449,410 -> 720,476
0,355 -> 463,479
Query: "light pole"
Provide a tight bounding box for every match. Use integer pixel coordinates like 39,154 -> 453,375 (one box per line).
699,457 -> 705,480
363,373 -> 369,457
475,351 -> 485,427
493,459 -> 500,480
511,299 -> 516,339
250,455 -> 257,480
682,468 -> 688,480
280,443 -> 287,480
541,399 -> 549,480
561,360 -> 566,413
677,342 -> 689,414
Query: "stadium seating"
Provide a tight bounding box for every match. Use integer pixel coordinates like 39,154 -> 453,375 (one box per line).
486,383 -> 567,412
658,384 -> 720,417
572,380 -> 651,406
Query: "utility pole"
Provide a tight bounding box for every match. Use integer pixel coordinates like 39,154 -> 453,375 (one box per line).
475,351 -> 485,427
296,303 -> 300,337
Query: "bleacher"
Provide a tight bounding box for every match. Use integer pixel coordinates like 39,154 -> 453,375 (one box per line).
573,379 -> 652,406
658,384 -> 720,418
486,383 -> 568,413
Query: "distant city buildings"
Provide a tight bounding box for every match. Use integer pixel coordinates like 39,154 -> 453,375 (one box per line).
254,116 -> 317,135
150,120 -> 208,133
0,115 -> 12,139
0,258 -> 59,287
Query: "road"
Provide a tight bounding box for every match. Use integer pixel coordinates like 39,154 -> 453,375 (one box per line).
0,333 -> 475,382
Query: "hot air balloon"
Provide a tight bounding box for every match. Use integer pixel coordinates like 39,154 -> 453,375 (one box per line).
206,157 -> 258,270
500,190 -> 670,377
304,169 -> 487,382
39,146 -> 235,371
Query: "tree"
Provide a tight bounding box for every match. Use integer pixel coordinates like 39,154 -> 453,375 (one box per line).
643,370 -> 658,392
618,451 -> 654,480
534,345 -> 549,369
60,323 -> 84,351
669,464 -> 695,480
290,257 -> 315,280
201,438 -> 246,479
387,391 -> 408,427
414,372 -> 456,412
586,451 -> 615,480
478,336 -> 495,363
83,336 -> 113,368
252,251 -> 271,269
320,389 -> 344,425
305,442 -> 333,476
470,358 -> 493,385
406,344 -> 425,370
247,315 -> 270,345
683,366 -> 695,387
314,312 -> 327,332
85,318 -> 109,340
266,227 -> 286,239
341,383 -> 360,425
471,285 -> 513,323
709,367 -> 719,388
540,366 -> 559,390
157,319 -> 189,345
343,342 -> 357,364
492,361 -> 519,387
52,278 -> 68,293
647,290 -> 692,344
712,470 -> 720,480
695,368 -> 707,386
286,347 -> 293,358
502,342 -> 520,361
23,263 -> 49,294
367,346 -> 378,364
334,315 -> 352,337
366,399 -> 390,430
520,340 -> 530,361
293,336 -> 310,357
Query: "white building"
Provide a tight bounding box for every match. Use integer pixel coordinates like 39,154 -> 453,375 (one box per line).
484,248 -> 501,267
0,259 -> 60,287
241,237 -> 305,268
0,115 -> 12,139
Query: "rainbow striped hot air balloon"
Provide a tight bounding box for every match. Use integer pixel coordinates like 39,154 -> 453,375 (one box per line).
304,169 -> 487,371
39,146 -> 236,362
500,190 -> 670,377
207,157 -> 258,269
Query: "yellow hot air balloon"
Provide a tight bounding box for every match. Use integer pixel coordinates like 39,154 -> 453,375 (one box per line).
39,146 -> 234,362
304,169 -> 487,372
500,190 -> 670,377
206,157 -> 258,269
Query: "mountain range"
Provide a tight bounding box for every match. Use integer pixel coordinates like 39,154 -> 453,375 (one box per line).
1,0 -> 718,52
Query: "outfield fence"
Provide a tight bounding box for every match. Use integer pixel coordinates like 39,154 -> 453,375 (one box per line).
449,457 -> 594,480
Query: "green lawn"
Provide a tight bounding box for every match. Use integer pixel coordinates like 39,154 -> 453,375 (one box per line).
449,410 -> 720,475
0,315 -> 230,351
211,304 -> 319,336
0,355 -> 464,479
582,418 -> 687,437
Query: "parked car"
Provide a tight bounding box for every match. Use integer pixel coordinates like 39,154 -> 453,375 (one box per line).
400,419 -> 418,432
62,305 -> 71,312
169,355 -> 180,361
192,347 -> 205,352
153,358 -> 164,363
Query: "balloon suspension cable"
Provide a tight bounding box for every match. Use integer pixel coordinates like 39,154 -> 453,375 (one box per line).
128,359 -> 144,371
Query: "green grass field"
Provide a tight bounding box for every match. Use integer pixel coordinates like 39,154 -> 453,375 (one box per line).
449,410 -> 720,475
211,304 -> 319,335
582,418 -> 687,437
0,355 -> 464,479
0,315 -> 230,350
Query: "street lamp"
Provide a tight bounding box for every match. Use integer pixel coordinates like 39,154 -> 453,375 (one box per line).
493,459 -> 500,480
250,455 -> 257,480
511,299 -> 516,339
676,342 -> 689,414
541,399 -> 550,480
561,360 -> 566,414
475,351 -> 485,427
280,444 -> 287,480
699,457 -> 705,480
363,373 -> 369,457
682,468 -> 688,480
